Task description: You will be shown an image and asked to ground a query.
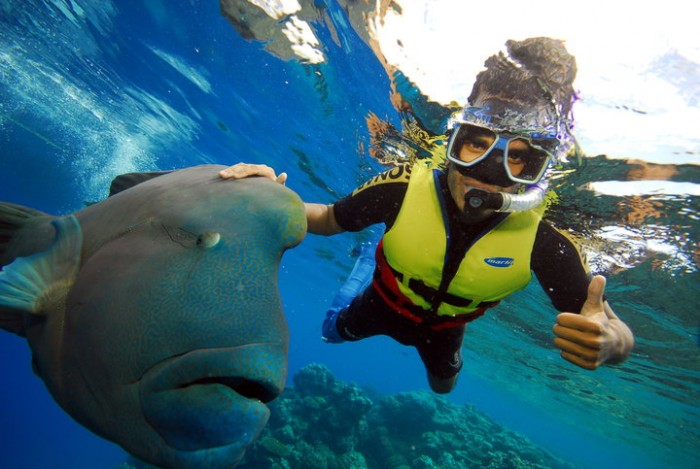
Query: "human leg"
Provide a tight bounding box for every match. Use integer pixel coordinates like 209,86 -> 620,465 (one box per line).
416,325 -> 465,394
324,282 -> 409,343
427,372 -> 459,394
322,307 -> 347,343
322,243 -> 376,343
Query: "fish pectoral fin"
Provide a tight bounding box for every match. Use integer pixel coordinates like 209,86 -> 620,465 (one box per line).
0,215 -> 82,316
108,170 -> 173,197
0,202 -> 48,266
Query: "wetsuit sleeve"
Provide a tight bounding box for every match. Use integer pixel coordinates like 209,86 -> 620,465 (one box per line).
531,221 -> 592,313
333,164 -> 411,232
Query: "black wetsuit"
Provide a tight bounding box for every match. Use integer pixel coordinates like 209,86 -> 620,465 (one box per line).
332,163 -> 592,380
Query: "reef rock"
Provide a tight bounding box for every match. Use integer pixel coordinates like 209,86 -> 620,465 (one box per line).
239,363 -> 573,469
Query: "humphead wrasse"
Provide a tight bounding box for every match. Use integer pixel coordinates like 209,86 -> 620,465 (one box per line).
0,165 -> 307,468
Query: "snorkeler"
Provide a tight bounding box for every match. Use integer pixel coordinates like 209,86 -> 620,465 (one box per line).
220,37 -> 634,394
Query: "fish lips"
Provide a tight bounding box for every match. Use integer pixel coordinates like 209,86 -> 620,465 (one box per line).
139,343 -> 287,459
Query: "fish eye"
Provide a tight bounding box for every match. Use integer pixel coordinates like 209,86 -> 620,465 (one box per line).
196,231 -> 221,249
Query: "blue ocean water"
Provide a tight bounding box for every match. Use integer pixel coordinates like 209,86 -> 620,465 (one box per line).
0,1 -> 698,468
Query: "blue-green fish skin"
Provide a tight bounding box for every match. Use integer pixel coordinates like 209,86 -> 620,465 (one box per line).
0,165 -> 307,468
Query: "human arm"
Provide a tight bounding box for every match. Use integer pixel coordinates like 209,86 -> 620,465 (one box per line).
305,203 -> 343,236
220,162 -> 411,237
532,223 -> 634,369
553,275 -> 634,369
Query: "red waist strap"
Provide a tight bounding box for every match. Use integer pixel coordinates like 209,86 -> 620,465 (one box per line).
372,240 -> 488,330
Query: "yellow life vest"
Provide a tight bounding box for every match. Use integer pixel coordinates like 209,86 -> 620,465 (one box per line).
382,164 -> 545,317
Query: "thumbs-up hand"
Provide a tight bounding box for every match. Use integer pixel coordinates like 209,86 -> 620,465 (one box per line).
553,275 -> 634,370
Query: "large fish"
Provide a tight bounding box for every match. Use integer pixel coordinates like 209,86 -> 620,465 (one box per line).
0,165 -> 307,468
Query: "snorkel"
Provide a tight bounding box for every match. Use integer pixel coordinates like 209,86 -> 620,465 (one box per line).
462,179 -> 550,213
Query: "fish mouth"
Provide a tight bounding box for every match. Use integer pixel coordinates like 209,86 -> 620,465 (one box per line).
139,343 -> 287,457
181,375 -> 278,403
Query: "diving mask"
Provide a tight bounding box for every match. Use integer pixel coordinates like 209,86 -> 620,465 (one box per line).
446,122 -> 559,185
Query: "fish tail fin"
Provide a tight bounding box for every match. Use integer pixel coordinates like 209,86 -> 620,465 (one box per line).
0,202 -> 47,266
0,215 -> 82,336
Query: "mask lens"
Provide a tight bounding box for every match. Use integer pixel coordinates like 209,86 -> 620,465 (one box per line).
448,124 -> 497,164
505,138 -> 552,183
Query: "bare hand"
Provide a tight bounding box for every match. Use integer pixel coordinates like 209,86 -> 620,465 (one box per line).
553,275 -> 633,370
219,163 -> 287,184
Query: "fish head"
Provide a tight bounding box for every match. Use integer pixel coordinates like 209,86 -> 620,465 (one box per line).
51,169 -> 306,468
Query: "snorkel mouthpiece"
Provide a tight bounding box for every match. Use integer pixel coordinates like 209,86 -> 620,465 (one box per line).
461,188 -> 503,224
465,188 -> 504,211
463,179 -> 548,215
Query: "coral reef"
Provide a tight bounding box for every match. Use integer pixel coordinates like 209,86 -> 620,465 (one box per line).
238,364 -> 572,469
